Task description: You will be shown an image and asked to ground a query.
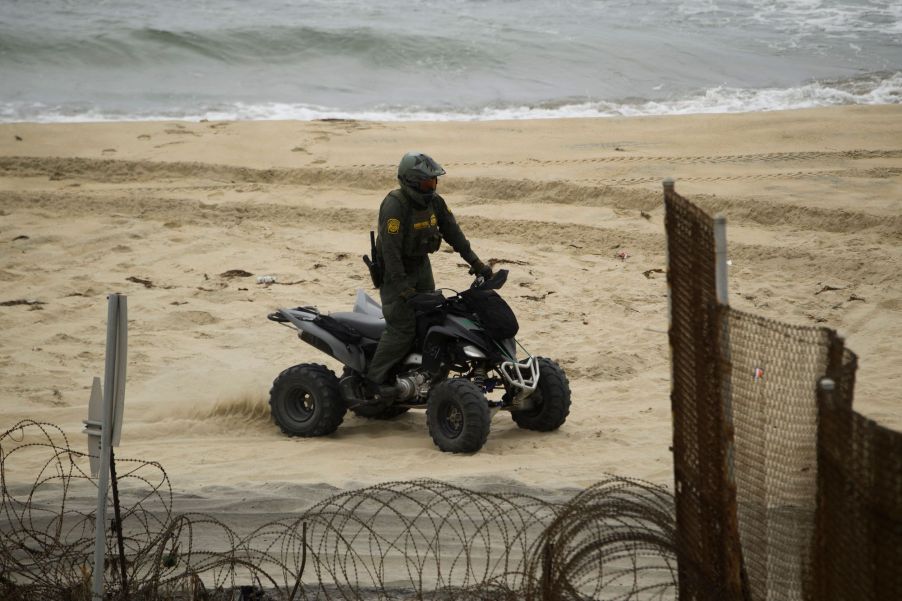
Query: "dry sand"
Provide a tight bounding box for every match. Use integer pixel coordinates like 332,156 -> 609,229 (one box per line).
1,106 -> 900,507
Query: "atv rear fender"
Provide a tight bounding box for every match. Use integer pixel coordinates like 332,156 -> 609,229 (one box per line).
273,307 -> 367,373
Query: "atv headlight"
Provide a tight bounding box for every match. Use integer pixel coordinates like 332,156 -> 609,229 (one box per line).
462,345 -> 488,359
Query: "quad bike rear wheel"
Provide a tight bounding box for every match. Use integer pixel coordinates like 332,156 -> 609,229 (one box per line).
270,363 -> 346,436
427,378 -> 491,453
511,357 -> 571,431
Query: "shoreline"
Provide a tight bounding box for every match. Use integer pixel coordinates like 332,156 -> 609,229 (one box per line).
3,71 -> 900,125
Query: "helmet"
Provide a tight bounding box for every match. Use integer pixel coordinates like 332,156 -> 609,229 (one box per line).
397,151 -> 446,201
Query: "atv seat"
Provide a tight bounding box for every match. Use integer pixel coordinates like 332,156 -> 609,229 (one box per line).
330,312 -> 386,340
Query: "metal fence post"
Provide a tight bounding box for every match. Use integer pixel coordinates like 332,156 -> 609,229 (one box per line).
713,215 -> 729,306
91,293 -> 128,601
712,215 -> 744,599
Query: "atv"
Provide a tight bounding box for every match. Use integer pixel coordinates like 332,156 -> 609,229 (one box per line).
266,270 -> 571,453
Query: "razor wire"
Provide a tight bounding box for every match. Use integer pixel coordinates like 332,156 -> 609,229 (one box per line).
1,419 -> 679,600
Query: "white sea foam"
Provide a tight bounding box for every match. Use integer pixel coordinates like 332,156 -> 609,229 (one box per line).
748,0 -> 902,36
3,73 -> 899,124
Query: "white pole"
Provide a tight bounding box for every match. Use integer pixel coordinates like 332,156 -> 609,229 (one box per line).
819,377 -> 836,407
92,293 -> 126,601
91,441 -> 110,600
713,215 -> 737,486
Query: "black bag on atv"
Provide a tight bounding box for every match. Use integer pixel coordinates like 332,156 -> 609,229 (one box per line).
314,314 -> 362,344
460,289 -> 519,340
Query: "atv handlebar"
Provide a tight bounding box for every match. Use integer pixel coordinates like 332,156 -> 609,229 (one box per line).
407,269 -> 509,314
471,269 -> 508,291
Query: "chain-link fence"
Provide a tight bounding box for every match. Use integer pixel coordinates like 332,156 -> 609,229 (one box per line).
724,307 -> 831,601
664,183 -> 744,601
665,182 -> 901,601
812,366 -> 902,601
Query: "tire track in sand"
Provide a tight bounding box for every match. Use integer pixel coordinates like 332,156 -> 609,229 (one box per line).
581,167 -> 902,187
3,157 -> 901,239
1,189 -> 897,286
347,148 -> 902,169
5,148 -> 902,184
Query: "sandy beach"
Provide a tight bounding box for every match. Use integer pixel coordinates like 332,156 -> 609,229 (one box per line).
1,106 -> 900,504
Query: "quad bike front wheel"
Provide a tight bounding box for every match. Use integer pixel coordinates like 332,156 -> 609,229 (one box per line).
427,378 -> 491,453
511,357 -> 571,432
270,363 -> 347,437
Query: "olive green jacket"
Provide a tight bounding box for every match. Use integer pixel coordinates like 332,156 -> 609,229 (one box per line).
375,188 -> 479,289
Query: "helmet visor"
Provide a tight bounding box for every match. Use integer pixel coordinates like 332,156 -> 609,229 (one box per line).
418,177 -> 438,193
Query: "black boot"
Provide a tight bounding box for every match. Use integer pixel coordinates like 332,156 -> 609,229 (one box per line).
364,378 -> 398,403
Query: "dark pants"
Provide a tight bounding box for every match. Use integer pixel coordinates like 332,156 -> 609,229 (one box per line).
366,256 -> 435,384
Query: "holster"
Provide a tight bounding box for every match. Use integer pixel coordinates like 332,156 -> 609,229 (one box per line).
362,230 -> 384,288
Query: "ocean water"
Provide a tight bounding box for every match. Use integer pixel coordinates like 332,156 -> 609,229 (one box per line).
1,0 -> 900,122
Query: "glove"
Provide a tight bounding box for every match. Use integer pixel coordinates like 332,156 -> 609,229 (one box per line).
399,288 -> 417,301
470,259 -> 493,279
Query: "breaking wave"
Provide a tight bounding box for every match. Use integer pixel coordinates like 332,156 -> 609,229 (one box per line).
3,72 -> 899,123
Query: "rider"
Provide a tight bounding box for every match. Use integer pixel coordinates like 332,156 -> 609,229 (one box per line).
365,151 -> 492,399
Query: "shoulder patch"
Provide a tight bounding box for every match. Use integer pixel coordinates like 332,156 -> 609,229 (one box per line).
387,218 -> 401,234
